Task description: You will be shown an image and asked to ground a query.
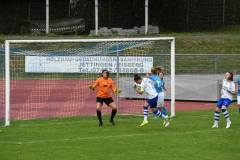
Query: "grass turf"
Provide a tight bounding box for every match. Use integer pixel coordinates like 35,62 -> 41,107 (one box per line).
0,108 -> 240,160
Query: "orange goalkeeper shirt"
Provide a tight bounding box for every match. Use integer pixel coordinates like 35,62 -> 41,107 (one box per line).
93,77 -> 115,98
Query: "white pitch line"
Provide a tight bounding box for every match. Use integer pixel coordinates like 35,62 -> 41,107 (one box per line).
1,112 -> 239,128
0,128 -> 239,144
1,118 -> 140,128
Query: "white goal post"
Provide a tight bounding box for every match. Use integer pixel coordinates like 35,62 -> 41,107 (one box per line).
4,37 -> 175,126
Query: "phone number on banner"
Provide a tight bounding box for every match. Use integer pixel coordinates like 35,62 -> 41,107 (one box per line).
79,67 -> 145,73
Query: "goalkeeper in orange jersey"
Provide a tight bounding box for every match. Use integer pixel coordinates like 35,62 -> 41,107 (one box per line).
89,69 -> 121,126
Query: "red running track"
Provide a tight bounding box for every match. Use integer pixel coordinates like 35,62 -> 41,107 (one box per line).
0,79 -> 231,120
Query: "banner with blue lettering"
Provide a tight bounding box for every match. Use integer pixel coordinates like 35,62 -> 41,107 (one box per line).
25,56 -> 153,73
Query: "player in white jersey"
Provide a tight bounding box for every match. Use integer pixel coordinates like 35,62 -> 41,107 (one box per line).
133,74 -> 171,127
212,71 -> 236,129
237,76 -> 240,114
146,66 -> 170,122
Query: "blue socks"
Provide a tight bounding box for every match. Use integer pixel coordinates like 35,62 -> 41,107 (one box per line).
162,107 -> 167,115
153,107 -> 168,118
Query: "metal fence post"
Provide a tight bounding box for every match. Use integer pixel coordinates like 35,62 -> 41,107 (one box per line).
95,0 -> 98,35
145,0 -> 148,35
46,0 -> 49,34
187,0 -> 189,31
215,55 -> 218,74
223,0 -> 225,25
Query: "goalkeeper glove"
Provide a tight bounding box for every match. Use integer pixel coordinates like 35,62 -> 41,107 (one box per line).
114,88 -> 121,93
89,85 -> 94,90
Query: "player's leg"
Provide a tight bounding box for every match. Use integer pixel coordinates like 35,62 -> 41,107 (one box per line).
162,107 -> 167,115
158,107 -> 166,125
151,97 -> 171,127
157,107 -> 167,125
155,108 -> 171,127
158,107 -> 163,112
221,99 -> 232,128
156,92 -> 167,125
151,95 -> 165,119
158,92 -> 167,115
154,93 -> 161,119
107,97 -> 117,125
148,97 -> 171,127
212,98 -> 223,128
152,107 -> 166,119
212,107 -> 221,128
153,107 -> 157,119
140,101 -> 149,127
96,97 -> 103,126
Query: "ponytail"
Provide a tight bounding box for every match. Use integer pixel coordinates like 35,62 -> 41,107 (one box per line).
151,66 -> 162,75
134,74 -> 141,81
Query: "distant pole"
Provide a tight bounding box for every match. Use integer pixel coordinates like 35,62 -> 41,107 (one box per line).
145,0 -> 148,35
28,2 -> 30,21
95,0 -> 98,35
69,0 -> 70,18
187,0 -> 189,31
223,0 -> 225,25
69,0 -> 74,18
46,0 -> 49,34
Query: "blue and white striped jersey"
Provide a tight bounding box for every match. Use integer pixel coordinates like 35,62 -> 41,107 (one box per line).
221,79 -> 235,100
140,78 -> 158,99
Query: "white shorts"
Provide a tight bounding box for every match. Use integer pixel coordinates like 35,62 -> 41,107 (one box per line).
238,96 -> 240,105
157,92 -> 164,108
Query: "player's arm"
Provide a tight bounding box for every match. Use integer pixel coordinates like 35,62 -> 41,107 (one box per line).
89,79 -> 99,90
225,83 -> 236,95
111,79 -> 121,93
227,89 -> 236,95
148,76 -> 155,86
221,80 -> 224,95
146,75 -> 155,86
237,81 -> 239,93
110,79 -> 115,92
151,80 -> 155,86
133,84 -> 144,95
221,89 -> 223,95
229,83 -> 236,95
163,86 -> 171,95
231,90 -> 236,95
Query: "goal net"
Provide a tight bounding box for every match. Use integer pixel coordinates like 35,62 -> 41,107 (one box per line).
2,38 -> 175,126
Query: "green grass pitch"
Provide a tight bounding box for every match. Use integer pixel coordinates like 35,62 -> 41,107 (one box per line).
0,109 -> 240,160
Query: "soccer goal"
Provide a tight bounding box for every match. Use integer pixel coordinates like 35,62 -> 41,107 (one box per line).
3,38 -> 175,126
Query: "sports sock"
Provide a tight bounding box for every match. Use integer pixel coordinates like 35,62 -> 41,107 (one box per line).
153,107 -> 157,118
143,106 -> 148,121
97,110 -> 102,123
110,109 -> 117,120
155,110 -> 166,119
222,109 -> 230,122
214,111 -> 220,125
162,107 -> 167,115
